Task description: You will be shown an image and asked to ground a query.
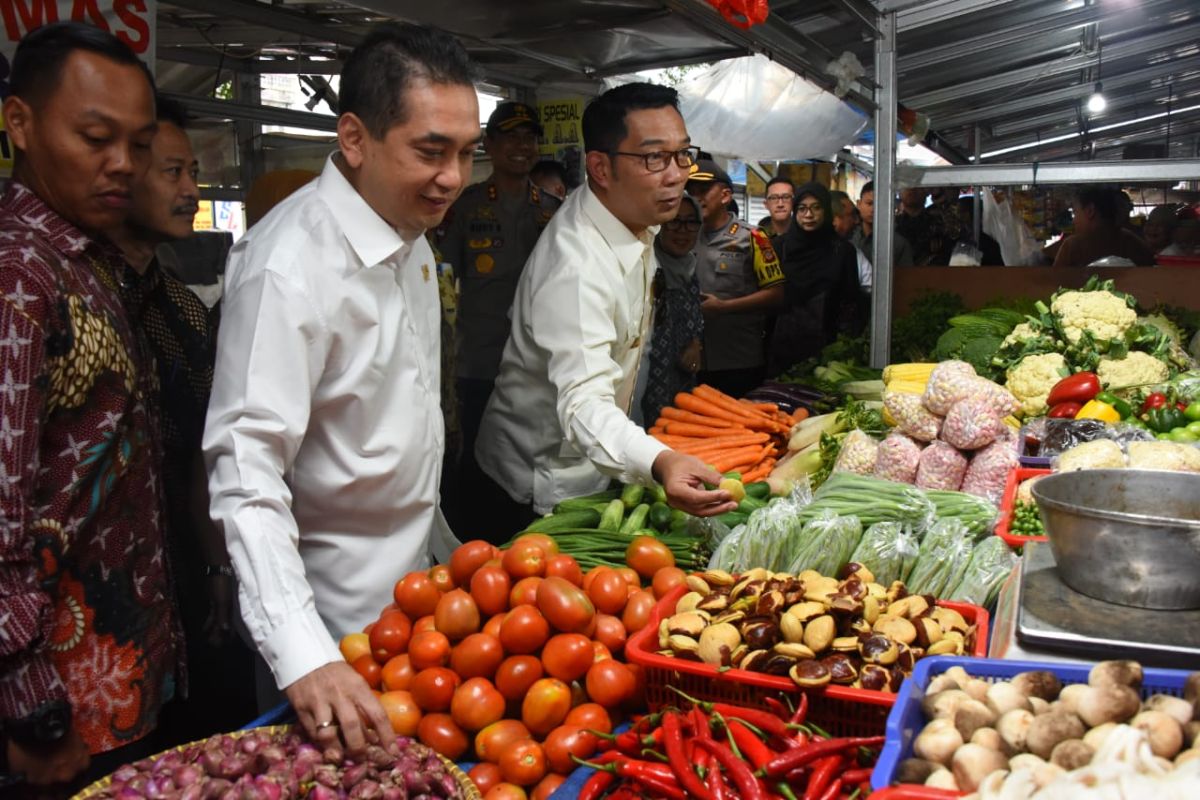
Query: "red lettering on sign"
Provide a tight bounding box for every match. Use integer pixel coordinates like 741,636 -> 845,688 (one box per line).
70,0 -> 107,29
113,0 -> 147,52
0,0 -> 59,41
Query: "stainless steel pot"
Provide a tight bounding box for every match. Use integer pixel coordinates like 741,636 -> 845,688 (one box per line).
1031,469 -> 1200,610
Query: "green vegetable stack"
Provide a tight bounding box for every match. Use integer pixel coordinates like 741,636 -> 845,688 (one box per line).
1010,500 -> 1046,538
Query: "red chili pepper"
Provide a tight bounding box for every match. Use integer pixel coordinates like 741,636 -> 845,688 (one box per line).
707,757 -> 729,800
763,736 -> 885,778
839,767 -> 873,785
726,719 -> 774,771
670,688 -> 792,740
789,692 -> 809,726
802,755 -> 842,800
1178,401 -> 1189,412
816,777 -> 843,800
1047,371 -> 1100,407
1047,401 -> 1083,418
664,711 -> 714,800
697,738 -> 768,800
693,706 -> 713,741
763,696 -> 791,720
579,769 -> 615,800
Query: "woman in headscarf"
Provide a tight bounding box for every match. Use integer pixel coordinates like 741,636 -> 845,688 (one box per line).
642,194 -> 705,425
768,181 -> 866,375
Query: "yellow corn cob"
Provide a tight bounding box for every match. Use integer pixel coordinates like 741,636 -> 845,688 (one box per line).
882,363 -> 937,385
884,379 -> 929,395
1003,415 -> 1021,429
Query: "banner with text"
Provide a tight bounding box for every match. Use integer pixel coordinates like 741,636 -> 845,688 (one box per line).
1,1 -> 157,175
538,97 -> 584,187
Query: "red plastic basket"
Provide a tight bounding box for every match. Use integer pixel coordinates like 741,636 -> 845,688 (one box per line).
868,788 -> 961,800
625,585 -> 989,738
994,467 -> 1051,546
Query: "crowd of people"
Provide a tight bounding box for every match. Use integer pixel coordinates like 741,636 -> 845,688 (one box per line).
1,16 -> 1197,799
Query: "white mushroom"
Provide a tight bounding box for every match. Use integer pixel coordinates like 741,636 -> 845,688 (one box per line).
1087,660 -> 1143,690
954,699 -> 999,741
1025,711 -> 1085,759
970,727 -> 1004,752
1143,694 -> 1194,728
1011,671 -> 1063,701
924,769 -> 960,791
951,743 -> 1010,792
986,682 -> 1032,716
1049,739 -> 1094,770
1076,684 -> 1141,727
1083,722 -> 1119,751
1131,710 -> 1184,759
1028,697 -> 1051,715
1057,684 -> 1089,716
963,679 -> 991,703
914,718 -> 964,766
996,708 -> 1035,755
923,689 -> 973,720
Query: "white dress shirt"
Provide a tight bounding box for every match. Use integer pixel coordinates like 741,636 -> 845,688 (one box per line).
203,156 -> 451,689
476,183 -> 669,514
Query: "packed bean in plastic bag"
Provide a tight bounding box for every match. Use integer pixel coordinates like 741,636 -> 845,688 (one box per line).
915,440 -> 969,490
784,511 -> 863,578
884,391 -> 942,442
962,433 -> 1020,504
849,522 -> 920,586
832,429 -> 880,475
946,536 -> 1018,608
906,518 -> 975,598
941,396 -> 1005,450
873,432 -> 924,484
922,360 -> 978,415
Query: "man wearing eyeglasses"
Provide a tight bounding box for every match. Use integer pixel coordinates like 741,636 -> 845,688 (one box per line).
758,176 -> 795,242
476,83 -> 736,527
686,159 -> 785,400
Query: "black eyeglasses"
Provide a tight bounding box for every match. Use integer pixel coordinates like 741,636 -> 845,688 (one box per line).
608,146 -> 700,173
766,194 -> 794,203
796,203 -> 823,216
663,218 -> 702,231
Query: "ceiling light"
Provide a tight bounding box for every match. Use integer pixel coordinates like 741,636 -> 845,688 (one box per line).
1087,82 -> 1107,113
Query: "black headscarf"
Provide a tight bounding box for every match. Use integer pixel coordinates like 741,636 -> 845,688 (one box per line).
777,182 -> 838,295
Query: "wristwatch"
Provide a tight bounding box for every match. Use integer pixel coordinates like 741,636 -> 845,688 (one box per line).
3,700 -> 72,748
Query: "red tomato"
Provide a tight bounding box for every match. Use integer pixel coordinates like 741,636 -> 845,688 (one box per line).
450,632 -> 505,680
369,609 -> 412,662
499,605 -> 550,655
521,678 -> 572,736
585,660 -> 636,708
482,612 -> 507,639
651,566 -> 687,599
379,689 -> 421,736
564,703 -> 612,735
590,641 -> 612,663
381,653 -> 416,692
542,725 -> 598,775
543,554 -> 583,586
435,589 -> 481,641
351,654 -> 382,690
499,739 -> 547,787
393,572 -> 442,619
408,629 -> 451,670
470,565 -> 512,617
469,762 -> 504,796
409,667 -> 460,712
539,633 -> 594,682
615,566 -> 641,588
450,539 -> 499,586
621,589 -> 657,633
511,533 -> 559,558
417,712 -> 468,760
531,773 -> 565,800
428,564 -> 456,594
495,655 -> 544,703
591,613 -> 627,656
535,576 -> 595,634
625,537 -> 675,579
413,614 -> 438,635
450,677 -> 506,732
475,718 -> 532,764
502,540 -> 547,580
623,662 -> 647,711
586,567 -> 628,615
509,576 -> 542,607
484,784 -> 527,800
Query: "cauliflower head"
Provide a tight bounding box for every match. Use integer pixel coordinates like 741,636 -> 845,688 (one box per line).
1006,352 -> 1069,417
1057,439 -> 1126,472
1051,290 -> 1137,344
1001,322 -> 1040,349
1096,351 -> 1169,390
1127,441 -> 1200,472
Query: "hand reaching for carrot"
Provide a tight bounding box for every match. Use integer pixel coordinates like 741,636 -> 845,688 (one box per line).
652,450 -> 738,517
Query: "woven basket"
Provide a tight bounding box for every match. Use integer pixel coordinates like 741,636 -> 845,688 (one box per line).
71,724 -> 481,800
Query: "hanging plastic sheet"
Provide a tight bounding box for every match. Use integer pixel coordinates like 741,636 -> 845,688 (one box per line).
676,54 -> 868,161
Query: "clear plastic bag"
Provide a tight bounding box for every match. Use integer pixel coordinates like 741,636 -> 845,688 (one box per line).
850,522 -> 920,586
708,523 -> 746,572
784,511 -> 863,577
915,441 -> 969,491
946,537 -> 1019,608
884,391 -> 941,442
832,429 -> 880,475
873,432 -> 923,484
738,498 -> 804,573
949,242 -> 982,266
961,434 -> 1020,504
906,518 -> 974,597
981,188 -> 1043,267
941,397 -> 1005,450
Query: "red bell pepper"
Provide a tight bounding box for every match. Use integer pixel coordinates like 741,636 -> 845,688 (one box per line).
1047,401 -> 1083,418
1141,392 -> 1168,413
1046,372 -> 1100,407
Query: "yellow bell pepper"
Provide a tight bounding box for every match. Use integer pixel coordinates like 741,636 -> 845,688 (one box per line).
1075,399 -> 1121,423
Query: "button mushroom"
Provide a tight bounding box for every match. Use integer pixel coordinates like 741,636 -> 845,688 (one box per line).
970,727 -> 1004,752
1049,739 -> 1093,770
996,708 -> 1034,755
1131,710 -> 1185,759
1025,711 -> 1086,759
1011,670 -> 1063,702
1143,694 -> 1195,728
951,743 -> 1009,792
1087,660 -> 1143,690
896,758 -> 940,784
922,689 -> 973,721
913,718 -> 964,766
954,699 -> 999,741
1075,684 -> 1141,728
986,682 -> 1032,716
924,770 -> 960,791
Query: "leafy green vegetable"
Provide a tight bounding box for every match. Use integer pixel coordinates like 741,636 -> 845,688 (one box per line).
889,291 -> 966,362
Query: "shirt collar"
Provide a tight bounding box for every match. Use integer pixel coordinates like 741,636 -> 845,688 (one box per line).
1,181 -> 99,259
317,155 -> 411,269
579,183 -> 656,275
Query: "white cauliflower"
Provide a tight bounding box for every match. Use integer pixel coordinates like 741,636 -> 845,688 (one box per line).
1056,439 -> 1126,472
1096,351 -> 1169,389
1051,289 -> 1137,344
1006,353 -> 1069,417
1001,322 -> 1040,349
1127,441 -> 1200,472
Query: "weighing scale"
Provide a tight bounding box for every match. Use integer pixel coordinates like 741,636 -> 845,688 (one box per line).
1011,541 -> 1200,669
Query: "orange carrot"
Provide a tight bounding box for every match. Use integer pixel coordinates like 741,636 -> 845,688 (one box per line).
677,436 -> 771,456
693,385 -> 786,432
790,407 -> 810,424
660,406 -> 739,428
673,392 -> 765,428
712,446 -> 766,473
738,400 -> 779,413
742,459 -> 776,483
649,426 -> 665,435
659,421 -> 744,438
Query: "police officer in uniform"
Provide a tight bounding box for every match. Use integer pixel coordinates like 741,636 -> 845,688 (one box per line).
686,159 -> 785,399
437,101 -> 561,532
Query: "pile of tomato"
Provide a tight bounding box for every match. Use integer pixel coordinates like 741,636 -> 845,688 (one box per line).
338,534 -> 686,800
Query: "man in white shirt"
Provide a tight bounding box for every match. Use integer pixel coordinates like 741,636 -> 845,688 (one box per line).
203,23 -> 480,757
475,83 -> 736,522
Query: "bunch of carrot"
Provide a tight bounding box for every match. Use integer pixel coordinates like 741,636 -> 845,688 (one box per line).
649,385 -> 808,484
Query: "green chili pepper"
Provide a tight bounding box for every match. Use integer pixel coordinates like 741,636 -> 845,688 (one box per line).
1095,391 -> 1132,420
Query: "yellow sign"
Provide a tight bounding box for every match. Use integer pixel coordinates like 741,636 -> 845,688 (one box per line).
193,201 -> 214,230
537,97 -> 584,188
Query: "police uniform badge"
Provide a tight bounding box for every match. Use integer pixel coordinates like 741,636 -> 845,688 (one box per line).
475,253 -> 495,274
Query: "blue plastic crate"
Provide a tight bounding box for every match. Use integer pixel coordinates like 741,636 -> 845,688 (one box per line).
871,655 -> 1193,792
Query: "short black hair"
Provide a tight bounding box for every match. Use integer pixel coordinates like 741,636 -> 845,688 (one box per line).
10,21 -> 153,106
861,181 -> 874,197
530,159 -> 568,184
339,22 -> 478,140
766,176 -> 794,194
830,190 -> 854,214
582,82 -> 679,154
156,94 -> 190,130
1075,186 -> 1119,222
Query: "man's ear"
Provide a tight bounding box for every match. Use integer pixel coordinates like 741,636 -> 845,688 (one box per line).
3,96 -> 33,153
586,150 -> 611,190
338,112 -> 370,169
720,185 -> 733,205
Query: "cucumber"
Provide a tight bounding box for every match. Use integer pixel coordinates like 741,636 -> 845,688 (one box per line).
523,509 -> 601,533
598,499 -> 625,532
552,489 -> 621,513
736,496 -> 767,515
648,502 -> 672,531
650,484 -> 668,504
744,481 -> 771,500
620,484 -> 645,509
619,503 -> 650,534
715,511 -> 749,529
